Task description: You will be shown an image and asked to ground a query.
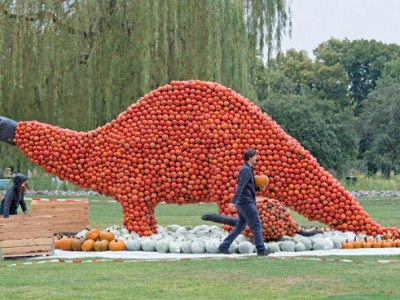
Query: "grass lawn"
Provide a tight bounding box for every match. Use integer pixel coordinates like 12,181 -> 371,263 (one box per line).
1,196 -> 400,299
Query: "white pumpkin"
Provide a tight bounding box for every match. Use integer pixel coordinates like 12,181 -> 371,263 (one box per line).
238,241 -> 255,254
205,239 -> 220,254
125,239 -> 141,251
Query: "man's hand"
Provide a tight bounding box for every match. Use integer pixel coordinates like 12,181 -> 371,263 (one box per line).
228,203 -> 235,209
23,210 -> 28,214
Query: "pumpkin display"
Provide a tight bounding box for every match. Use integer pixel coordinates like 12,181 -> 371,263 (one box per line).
254,175 -> 269,188
109,239 -> 126,251
3,79 -> 398,239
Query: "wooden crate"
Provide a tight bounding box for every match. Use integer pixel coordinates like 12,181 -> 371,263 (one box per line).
0,215 -> 54,259
30,198 -> 89,233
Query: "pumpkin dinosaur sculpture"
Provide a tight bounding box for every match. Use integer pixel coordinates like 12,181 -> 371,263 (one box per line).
0,80 -> 397,239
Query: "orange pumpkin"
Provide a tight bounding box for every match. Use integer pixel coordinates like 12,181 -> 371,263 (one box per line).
109,239 -> 126,251
99,230 -> 115,242
82,239 -> 95,251
352,237 -> 362,249
372,238 -> 383,248
60,236 -> 74,251
86,228 -> 100,240
382,240 -> 393,248
341,239 -> 353,249
254,175 -> 269,188
53,235 -> 62,249
361,237 -> 372,248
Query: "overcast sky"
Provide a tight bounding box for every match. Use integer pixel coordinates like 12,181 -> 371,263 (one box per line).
280,0 -> 400,58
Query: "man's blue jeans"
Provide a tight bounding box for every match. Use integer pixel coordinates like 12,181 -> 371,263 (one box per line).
219,202 -> 266,253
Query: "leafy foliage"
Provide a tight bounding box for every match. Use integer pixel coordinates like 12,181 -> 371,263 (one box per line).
358,77 -> 400,176
0,0 -> 290,171
314,38 -> 400,115
260,95 -> 358,176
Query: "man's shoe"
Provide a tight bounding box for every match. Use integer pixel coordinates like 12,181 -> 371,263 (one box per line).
218,246 -> 230,254
257,250 -> 274,256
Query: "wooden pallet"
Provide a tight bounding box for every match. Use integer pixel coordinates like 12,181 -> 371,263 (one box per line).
30,198 -> 89,233
0,215 -> 54,259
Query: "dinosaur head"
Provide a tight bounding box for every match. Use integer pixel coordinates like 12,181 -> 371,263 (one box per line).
0,116 -> 17,145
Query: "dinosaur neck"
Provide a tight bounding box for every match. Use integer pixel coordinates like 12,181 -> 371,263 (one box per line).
15,120 -> 93,188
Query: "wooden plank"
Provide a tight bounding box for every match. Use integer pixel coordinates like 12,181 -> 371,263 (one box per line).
0,230 -> 53,240
30,210 -> 88,217
31,202 -> 89,209
0,237 -> 53,248
0,215 -> 52,225
1,245 -> 53,256
0,223 -> 53,233
53,226 -> 88,233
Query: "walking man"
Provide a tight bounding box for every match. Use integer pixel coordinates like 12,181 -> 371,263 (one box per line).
218,149 -> 273,256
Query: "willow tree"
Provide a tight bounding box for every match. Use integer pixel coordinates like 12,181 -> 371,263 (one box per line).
0,0 -> 290,171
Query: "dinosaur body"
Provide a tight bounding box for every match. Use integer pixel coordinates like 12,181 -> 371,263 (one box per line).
2,80 -> 397,238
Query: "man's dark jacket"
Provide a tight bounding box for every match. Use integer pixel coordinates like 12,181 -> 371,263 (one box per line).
0,173 -> 28,218
231,162 -> 258,205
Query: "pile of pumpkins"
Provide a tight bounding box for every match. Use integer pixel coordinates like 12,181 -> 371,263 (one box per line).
54,224 -> 400,254
54,228 -> 126,252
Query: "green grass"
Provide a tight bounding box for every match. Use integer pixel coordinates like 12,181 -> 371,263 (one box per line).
0,254 -> 400,299
1,189 -> 400,299
341,175 -> 400,191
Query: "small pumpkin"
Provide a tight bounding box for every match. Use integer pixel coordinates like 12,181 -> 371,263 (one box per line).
341,239 -> 353,249
372,237 -> 383,248
60,236 -> 74,251
361,237 -> 372,248
99,230 -> 115,242
71,237 -> 85,251
82,238 -> 95,251
382,239 -> 393,248
86,228 -> 100,240
254,175 -> 269,188
94,239 -> 109,251
109,239 -> 126,251
352,237 -> 362,249
53,235 -> 62,249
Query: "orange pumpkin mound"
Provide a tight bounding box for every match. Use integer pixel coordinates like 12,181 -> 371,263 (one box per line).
254,175 -> 269,188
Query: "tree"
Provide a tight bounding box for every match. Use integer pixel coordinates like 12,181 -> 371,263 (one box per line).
253,50 -> 357,176
256,49 -> 351,108
357,77 -> 400,176
314,38 -> 400,115
260,94 -> 357,177
0,0 -> 291,172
